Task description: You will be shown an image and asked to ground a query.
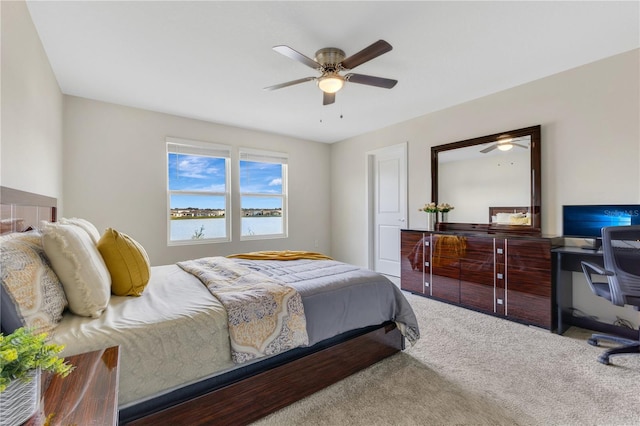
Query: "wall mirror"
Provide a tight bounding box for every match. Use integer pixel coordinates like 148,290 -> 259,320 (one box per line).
431,125 -> 541,235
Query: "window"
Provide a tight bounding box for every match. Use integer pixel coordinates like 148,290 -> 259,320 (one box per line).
239,148 -> 288,239
167,138 -> 231,244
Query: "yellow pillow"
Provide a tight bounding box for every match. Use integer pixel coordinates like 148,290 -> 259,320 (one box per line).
97,228 -> 150,296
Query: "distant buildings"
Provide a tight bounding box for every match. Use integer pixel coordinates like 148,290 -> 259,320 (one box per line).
171,208 -> 225,218
241,208 -> 282,217
170,208 -> 281,218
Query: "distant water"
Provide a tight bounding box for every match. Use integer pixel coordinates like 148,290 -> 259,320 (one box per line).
170,217 -> 282,240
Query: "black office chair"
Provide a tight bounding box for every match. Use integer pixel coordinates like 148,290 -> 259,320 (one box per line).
581,225 -> 640,365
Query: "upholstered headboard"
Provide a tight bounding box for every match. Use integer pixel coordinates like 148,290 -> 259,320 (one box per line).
0,186 -> 57,234
1,187 -> 58,334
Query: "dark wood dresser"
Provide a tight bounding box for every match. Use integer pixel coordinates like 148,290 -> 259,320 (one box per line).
401,230 -> 562,330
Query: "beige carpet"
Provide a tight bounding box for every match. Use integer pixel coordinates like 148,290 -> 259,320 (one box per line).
253,293 -> 640,425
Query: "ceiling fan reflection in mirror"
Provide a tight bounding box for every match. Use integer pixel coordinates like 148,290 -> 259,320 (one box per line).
264,40 -> 398,105
480,136 -> 530,153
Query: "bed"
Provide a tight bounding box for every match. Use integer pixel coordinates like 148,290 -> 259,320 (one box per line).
489,206 -> 531,226
0,186 -> 420,425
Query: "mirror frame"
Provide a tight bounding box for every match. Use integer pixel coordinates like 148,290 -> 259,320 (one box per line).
431,125 -> 541,236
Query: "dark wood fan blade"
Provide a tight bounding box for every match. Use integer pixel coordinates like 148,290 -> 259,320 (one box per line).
341,40 -> 392,70
480,144 -> 497,153
345,73 -> 397,89
273,45 -> 320,69
264,77 -> 316,91
323,92 -> 335,105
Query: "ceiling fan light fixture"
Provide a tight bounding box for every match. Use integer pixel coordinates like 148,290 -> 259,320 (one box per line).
496,136 -> 514,151
317,74 -> 344,94
497,142 -> 514,151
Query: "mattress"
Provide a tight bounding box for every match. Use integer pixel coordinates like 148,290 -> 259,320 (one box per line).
51,259 -> 419,407
52,264 -> 234,406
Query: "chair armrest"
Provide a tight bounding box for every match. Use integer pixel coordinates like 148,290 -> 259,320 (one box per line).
581,261 -> 614,297
580,261 -> 613,277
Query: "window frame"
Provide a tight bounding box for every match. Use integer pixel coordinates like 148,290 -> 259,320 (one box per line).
239,147 -> 288,241
166,137 -> 231,246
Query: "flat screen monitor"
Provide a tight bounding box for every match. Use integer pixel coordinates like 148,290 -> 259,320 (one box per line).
563,204 -> 640,248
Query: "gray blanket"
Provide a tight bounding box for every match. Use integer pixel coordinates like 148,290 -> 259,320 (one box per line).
231,258 -> 420,346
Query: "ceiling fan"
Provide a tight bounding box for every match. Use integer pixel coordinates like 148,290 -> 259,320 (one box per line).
480,136 -> 530,153
264,39 -> 397,106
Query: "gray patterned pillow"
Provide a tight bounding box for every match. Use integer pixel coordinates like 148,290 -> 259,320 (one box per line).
0,231 -> 68,335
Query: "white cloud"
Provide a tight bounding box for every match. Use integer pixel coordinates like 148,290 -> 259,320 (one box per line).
269,178 -> 282,186
203,183 -> 227,192
177,156 -> 221,179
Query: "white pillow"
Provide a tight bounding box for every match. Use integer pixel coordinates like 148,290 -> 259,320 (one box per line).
496,213 -> 512,224
58,217 -> 102,244
41,222 -> 111,317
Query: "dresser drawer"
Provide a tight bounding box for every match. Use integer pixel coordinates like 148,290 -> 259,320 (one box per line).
461,237 -> 495,262
432,234 -> 467,259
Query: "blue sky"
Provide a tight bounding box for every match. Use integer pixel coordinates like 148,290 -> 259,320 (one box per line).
168,154 -> 282,209
239,160 -> 282,194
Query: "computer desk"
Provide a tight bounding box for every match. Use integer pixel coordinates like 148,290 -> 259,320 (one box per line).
552,246 -> 637,339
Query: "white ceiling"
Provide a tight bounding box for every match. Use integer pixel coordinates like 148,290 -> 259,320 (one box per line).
26,1 -> 639,144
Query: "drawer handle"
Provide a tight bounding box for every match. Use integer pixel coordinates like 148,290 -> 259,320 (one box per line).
496,248 -> 504,254
497,298 -> 504,305
424,262 -> 429,267
497,273 -> 504,279
424,282 -> 430,288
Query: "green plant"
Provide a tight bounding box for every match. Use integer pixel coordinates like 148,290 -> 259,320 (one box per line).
437,203 -> 455,213
419,202 -> 455,213
0,328 -> 74,392
419,202 -> 438,213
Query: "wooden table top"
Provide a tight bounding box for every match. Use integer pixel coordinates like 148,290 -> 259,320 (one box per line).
25,346 -> 120,426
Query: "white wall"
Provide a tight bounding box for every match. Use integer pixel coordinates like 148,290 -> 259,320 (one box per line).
439,149 -> 530,223
2,0 -> 331,267
1,0 -> 63,200
63,96 -> 331,266
332,49 -> 639,263
331,49 -> 640,326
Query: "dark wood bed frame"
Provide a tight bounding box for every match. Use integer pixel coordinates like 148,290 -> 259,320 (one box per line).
125,322 -> 402,425
0,186 -> 404,425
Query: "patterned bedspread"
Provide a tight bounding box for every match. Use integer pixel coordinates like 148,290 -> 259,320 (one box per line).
232,258 -> 420,346
177,257 -> 309,363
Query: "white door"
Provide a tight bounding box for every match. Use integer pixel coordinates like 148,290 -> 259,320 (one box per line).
368,143 -> 407,277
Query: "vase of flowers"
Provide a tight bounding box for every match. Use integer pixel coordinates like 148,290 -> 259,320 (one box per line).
437,203 -> 455,223
419,202 -> 438,231
0,328 -> 74,426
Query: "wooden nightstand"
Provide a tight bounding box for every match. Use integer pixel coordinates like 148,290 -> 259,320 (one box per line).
25,346 -> 120,426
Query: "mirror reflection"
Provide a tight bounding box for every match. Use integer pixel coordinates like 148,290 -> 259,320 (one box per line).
431,125 -> 541,235
438,136 -> 531,224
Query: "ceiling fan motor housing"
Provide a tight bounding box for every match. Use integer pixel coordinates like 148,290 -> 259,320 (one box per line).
315,48 -> 346,70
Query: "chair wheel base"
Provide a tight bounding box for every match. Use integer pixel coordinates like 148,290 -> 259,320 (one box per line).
591,342 -> 640,365
587,338 -> 599,346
